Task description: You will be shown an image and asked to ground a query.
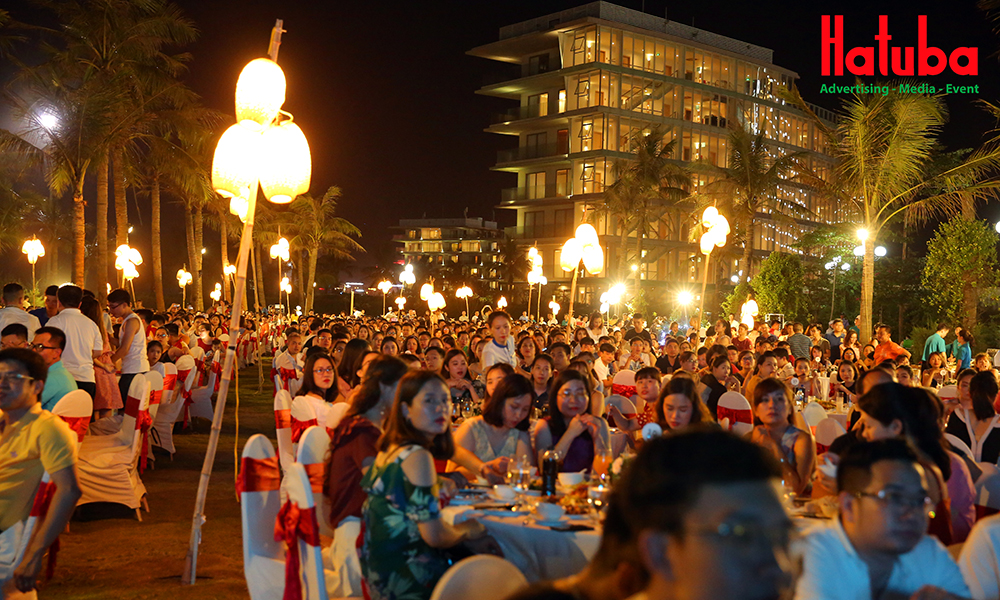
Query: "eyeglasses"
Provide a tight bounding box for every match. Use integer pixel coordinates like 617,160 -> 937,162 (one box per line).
314,367 -> 334,375
29,343 -> 59,351
156,334 -> 168,339
108,302 -> 123,310
559,389 -> 589,400
855,489 -> 934,516
0,372 -> 34,386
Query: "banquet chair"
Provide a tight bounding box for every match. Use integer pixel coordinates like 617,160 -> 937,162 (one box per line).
814,417 -> 846,454
11,471 -> 53,585
189,345 -> 207,387
611,370 -> 637,398
274,390 -> 294,472
938,385 -> 959,403
802,401 -> 828,434
717,391 -> 753,435
604,394 -> 637,428
282,461 -> 329,600
429,556 -> 527,600
946,433 -> 974,461
174,354 -> 198,428
240,434 -> 285,600
975,463 -> 1000,520
141,370 -> 164,471
51,390 -> 93,448
77,375 -> 150,520
290,396 -> 320,449
326,402 -> 349,433
152,362 -> 182,457
296,426 -> 334,537
187,357 -> 218,422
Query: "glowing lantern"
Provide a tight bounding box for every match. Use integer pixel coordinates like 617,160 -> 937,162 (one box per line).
259,121 -> 311,203
21,238 -> 44,265
378,280 -> 393,294
701,206 -> 719,228
549,300 -> 561,316
399,264 -> 416,285
234,58 -> 286,131
581,244 -> 604,274
269,237 -> 290,262
575,223 -> 600,247
212,124 -> 260,199
420,282 -> 434,301
497,296 -> 508,309
560,237 -> 583,271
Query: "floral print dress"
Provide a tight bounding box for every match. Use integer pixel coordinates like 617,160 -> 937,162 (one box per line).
360,445 -> 450,600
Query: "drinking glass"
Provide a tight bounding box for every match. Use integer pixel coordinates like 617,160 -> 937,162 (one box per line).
507,456 -> 532,511
588,484 -> 610,523
591,449 -> 613,484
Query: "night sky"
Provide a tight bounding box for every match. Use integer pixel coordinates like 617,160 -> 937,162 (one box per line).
6,0 -> 1000,288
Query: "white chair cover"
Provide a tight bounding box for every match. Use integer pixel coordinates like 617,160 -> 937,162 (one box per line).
802,401 -> 828,431
189,345 -> 206,387
152,362 -> 182,456
240,434 -> 285,600
938,385 -> 960,402
612,370 -> 636,387
77,376 -> 150,514
143,370 -> 164,465
290,396 -> 321,458
976,463 -> 1000,511
188,356 -> 217,422
296,427 -> 334,537
9,471 -> 51,581
284,462 -> 328,600
175,355 -> 199,425
326,402 -> 349,432
946,433 -> 974,461
814,417 -> 846,450
274,390 -> 294,472
51,389 -> 93,449
429,555 -> 528,600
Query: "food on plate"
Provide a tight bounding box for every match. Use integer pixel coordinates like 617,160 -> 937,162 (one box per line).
557,483 -> 590,515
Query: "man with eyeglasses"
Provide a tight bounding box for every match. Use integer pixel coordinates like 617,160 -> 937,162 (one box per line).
0,348 -> 81,597
30,327 -> 77,412
107,289 -> 149,404
613,428 -> 794,600
794,439 -> 968,600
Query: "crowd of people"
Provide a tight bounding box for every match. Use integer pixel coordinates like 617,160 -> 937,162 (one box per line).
6,282 -> 1000,600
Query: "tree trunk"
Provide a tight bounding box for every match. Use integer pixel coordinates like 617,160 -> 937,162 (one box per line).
184,204 -> 197,310
961,196 -> 976,221
618,217 -> 630,280
95,156 -> 109,301
151,178 -> 165,310
306,245 -> 318,314
220,213 -> 230,303
296,248 -> 306,313
73,179 -> 86,286
113,146 -> 128,250
254,240 -> 267,309
194,204 -> 204,311
860,238 -> 875,345
742,218 -> 755,283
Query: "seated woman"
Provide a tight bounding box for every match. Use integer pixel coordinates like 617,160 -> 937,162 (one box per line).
699,355 -> 741,418
360,370 -> 498,600
742,351 -> 777,400
748,378 -> 815,496
532,370 -> 612,472
946,370 -> 1000,464
338,339 -> 371,398
448,373 -> 534,480
809,345 -> 830,371
567,358 -> 606,418
655,375 -> 713,433
292,352 -> 341,431
484,362 -> 515,399
857,383 -> 974,544
922,351 -> 948,389
442,349 -> 483,407
515,336 -> 538,379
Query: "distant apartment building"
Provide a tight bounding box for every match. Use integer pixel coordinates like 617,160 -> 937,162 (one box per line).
395,218 -> 504,291
469,1 -> 840,306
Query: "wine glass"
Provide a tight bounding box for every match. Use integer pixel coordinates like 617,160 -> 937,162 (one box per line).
507,455 -> 532,511
588,484 -> 610,523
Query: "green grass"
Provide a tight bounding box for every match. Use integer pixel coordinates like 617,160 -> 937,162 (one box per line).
42,361 -> 277,599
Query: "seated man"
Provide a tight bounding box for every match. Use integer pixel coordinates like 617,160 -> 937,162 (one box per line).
618,428 -> 794,600
1,323 -> 29,350
959,513 -> 1000,600
795,439 -> 969,600
0,348 -> 81,596
31,327 -> 78,411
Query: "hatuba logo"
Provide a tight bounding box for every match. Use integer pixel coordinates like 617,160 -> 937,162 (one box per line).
821,16 -> 977,76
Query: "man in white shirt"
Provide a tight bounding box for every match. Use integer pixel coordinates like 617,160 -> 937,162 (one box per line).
45,285 -> 102,399
958,513 -> 1000,600
794,439 -> 969,600
0,283 -> 41,341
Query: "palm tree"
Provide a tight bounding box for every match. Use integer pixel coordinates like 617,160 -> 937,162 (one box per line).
689,119 -> 814,283
589,127 -> 690,280
286,186 -> 364,314
497,236 -> 530,295
788,84 -> 1000,343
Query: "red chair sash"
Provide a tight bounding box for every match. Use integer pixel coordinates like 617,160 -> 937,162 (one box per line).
30,480 -> 60,579
137,410 -> 153,473
237,456 -> 281,494
716,406 -> 753,428
278,367 -> 298,389
270,367 -> 281,396
290,417 -> 318,443
274,501 -> 321,600
212,361 -> 222,393
59,415 -> 89,443
611,384 -> 636,397
275,409 -> 292,430
302,463 -> 325,495
194,359 -> 205,387
124,395 -> 142,419
149,389 -> 163,406
162,373 -> 177,392
176,368 -> 194,427
816,443 -> 830,454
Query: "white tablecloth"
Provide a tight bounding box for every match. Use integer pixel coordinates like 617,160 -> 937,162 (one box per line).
442,506 -> 600,582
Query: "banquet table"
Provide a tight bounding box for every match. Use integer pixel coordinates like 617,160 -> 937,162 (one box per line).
442,505 -> 601,582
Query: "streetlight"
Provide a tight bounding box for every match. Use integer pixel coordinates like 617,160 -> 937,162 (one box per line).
270,236 -> 290,316
824,256 -> 851,321
534,275 -> 547,322
677,290 -> 694,307
697,206 -> 730,320
114,243 -> 142,298
176,268 -> 192,307
394,296 -> 407,312
526,247 -> 543,318
560,223 -> 604,321
497,295 -> 508,310
548,299 -> 561,321
224,264 -> 237,301
210,283 -> 222,303
398,264 -> 415,299
21,237 -> 44,301
280,276 -> 292,316
740,295 -> 759,329
456,285 -> 473,316
600,283 -> 625,319
187,20 -> 312,585
378,280 -> 393,315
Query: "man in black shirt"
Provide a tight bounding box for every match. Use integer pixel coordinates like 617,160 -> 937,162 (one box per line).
622,313 -> 652,345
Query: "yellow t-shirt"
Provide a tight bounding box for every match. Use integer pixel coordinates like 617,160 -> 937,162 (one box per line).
0,403 -> 77,530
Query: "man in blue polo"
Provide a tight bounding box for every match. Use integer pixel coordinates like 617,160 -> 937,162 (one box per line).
922,323 -> 949,364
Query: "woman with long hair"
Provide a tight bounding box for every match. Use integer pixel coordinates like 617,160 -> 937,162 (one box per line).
515,335 -> 538,378
945,370 -> 1000,464
380,336 -> 399,357
360,371 -> 497,600
293,352 -> 341,429
531,370 -> 611,472
80,295 -> 122,417
442,348 -> 483,406
858,383 -> 975,544
742,351 -> 776,399
338,338 -> 371,397
748,378 -> 814,496
922,351 -> 948,389
448,373 -> 534,480
655,375 -> 712,432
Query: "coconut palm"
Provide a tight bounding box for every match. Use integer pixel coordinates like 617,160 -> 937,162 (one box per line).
497,236 -> 530,295
788,84 -> 1000,343
286,186 -> 364,314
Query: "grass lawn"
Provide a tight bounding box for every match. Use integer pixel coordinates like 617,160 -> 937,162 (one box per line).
40,362 -> 277,599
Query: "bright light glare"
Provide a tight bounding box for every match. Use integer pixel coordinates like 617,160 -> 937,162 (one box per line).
856,228 -> 868,242
677,291 -> 694,306
874,246 -> 887,257
38,112 -> 58,129
730,275 -> 739,283
841,263 -> 851,271
853,245 -> 864,257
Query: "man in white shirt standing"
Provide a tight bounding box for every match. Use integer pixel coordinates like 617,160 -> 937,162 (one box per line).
794,439 -> 969,600
45,285 -> 102,400
0,283 -> 41,341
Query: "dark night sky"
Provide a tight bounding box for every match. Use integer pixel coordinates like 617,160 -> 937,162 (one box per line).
6,0 -> 1000,290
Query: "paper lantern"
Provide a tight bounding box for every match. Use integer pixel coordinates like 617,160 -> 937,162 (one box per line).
259,121 -> 311,204
212,124 -> 260,199
700,233 -> 715,255
575,223 -> 600,247
581,244 -> 604,274
702,206 -> 719,228
560,238 -> 583,271
420,283 -> 434,301
234,58 -> 286,131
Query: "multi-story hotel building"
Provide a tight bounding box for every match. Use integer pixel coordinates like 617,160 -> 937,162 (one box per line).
395,218 -> 504,291
469,1 -> 840,309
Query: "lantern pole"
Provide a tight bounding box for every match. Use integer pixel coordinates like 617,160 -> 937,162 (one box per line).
698,249 -> 712,323
183,20 -> 285,585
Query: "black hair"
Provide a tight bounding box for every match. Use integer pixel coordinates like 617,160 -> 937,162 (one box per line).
482,373 -> 533,431
107,288 -> 132,305
35,326 -> 66,351
970,371 -> 999,421
857,383 -> 951,481
0,348 -> 48,383
56,285 -> 83,309
836,438 -> 921,494
1,323 -> 28,340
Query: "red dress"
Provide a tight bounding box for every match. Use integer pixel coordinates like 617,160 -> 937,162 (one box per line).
325,415 -> 380,528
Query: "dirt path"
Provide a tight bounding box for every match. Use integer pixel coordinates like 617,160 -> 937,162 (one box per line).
41,365 -> 275,599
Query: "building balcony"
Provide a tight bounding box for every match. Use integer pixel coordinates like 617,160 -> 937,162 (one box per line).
496,142 -> 568,164
500,183 -> 573,203
504,224 -> 575,240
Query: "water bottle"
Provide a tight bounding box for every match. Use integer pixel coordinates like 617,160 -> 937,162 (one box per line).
541,449 -> 561,497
